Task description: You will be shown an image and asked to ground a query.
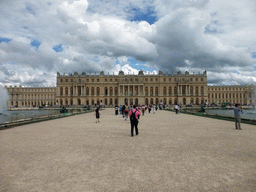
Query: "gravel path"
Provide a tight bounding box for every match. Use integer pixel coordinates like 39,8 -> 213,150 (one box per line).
0,108 -> 256,191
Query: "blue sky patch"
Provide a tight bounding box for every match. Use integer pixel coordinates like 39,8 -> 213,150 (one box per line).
127,58 -> 158,72
26,3 -> 36,15
92,56 -> 100,62
0,37 -> 12,43
129,7 -> 157,25
53,44 -> 63,52
252,52 -> 256,58
30,40 -> 41,50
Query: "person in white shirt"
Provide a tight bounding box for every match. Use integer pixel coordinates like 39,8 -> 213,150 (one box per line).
175,105 -> 180,114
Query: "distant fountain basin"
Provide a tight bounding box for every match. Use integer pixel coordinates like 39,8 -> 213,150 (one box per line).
0,86 -> 9,114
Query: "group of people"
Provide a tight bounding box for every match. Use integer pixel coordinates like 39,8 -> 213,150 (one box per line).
95,104 -> 159,137
115,104 -> 159,117
94,103 -> 245,137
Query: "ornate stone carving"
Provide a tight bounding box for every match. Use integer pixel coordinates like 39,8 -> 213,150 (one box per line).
185,71 -> 189,75
138,70 -> 144,75
159,70 -> 163,75
177,71 -> 181,75
100,71 -> 104,75
119,70 -> 124,75
74,71 -> 78,75
82,72 -> 86,75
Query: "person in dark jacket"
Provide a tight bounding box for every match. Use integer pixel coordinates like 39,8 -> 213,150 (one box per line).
95,107 -> 100,123
129,105 -> 141,137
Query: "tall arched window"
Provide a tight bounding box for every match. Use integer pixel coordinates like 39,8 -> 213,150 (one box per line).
163,87 -> 166,95
195,86 -> 198,95
155,87 -> 158,96
169,86 -> 172,96
145,87 -> 148,96
190,86 -> 193,95
110,87 -> 113,96
150,87 -> 153,96
174,86 -> 177,94
201,86 -> 204,95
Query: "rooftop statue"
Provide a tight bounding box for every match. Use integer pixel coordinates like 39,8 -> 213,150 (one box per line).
138,70 -> 144,75
119,70 -> 124,75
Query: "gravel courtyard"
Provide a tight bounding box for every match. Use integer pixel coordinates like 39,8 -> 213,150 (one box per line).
0,108 -> 256,191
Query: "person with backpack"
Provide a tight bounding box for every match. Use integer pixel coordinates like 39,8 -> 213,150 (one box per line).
129,105 -> 141,137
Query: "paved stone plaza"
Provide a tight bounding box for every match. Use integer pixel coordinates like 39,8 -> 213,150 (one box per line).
0,109 -> 256,191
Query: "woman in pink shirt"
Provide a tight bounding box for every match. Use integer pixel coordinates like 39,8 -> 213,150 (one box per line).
129,105 -> 141,137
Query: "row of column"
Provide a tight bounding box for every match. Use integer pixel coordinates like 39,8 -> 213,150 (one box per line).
60,85 -> 208,97
10,94 -> 54,100
178,85 -> 206,95
120,85 -> 143,96
209,93 -> 247,99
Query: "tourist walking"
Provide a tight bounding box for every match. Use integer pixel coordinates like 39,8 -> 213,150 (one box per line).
119,105 -> 122,114
175,104 -> 180,114
234,104 -> 243,130
153,105 -> 156,114
142,105 -> 145,116
115,105 -> 118,115
148,105 -> 151,113
95,107 -> 100,123
129,105 -> 141,137
124,105 -> 129,120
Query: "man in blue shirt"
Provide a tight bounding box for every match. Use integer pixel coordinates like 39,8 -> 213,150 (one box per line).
234,104 -> 243,130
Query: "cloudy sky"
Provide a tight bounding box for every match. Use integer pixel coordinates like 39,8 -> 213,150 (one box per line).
0,0 -> 256,87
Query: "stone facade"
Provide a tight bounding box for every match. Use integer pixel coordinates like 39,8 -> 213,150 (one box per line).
55,70 -> 208,106
5,70 -> 255,107
6,85 -> 56,107
208,85 -> 255,105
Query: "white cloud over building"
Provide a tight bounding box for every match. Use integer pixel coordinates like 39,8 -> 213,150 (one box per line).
0,0 -> 255,86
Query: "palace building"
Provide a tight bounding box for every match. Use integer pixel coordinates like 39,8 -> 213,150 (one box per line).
5,70 -> 255,107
